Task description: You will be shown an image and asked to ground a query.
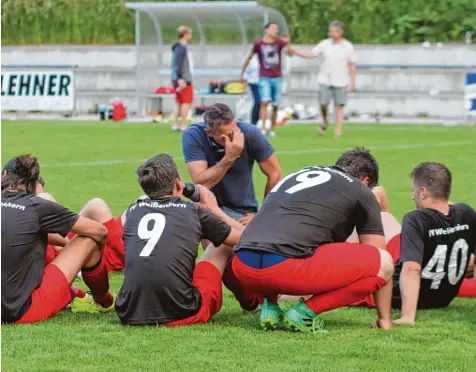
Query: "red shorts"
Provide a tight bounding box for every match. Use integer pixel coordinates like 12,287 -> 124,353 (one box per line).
163,261 -> 222,327
16,264 -> 72,324
45,244 -> 56,266
174,84 -> 194,104
102,216 -> 125,272
457,278 -> 476,297
232,243 -> 381,298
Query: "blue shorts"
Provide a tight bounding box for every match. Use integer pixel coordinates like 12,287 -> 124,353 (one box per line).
259,77 -> 282,106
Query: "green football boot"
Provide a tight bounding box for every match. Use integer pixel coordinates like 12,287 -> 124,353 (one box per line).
283,298 -> 328,335
259,297 -> 283,331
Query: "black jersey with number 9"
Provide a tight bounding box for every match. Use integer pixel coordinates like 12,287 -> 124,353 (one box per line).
235,166 -> 384,258
115,197 -> 231,325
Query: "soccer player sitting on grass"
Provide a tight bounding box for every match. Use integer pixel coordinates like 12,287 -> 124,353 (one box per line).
392,162 -> 476,325
230,148 -> 395,334
34,179 -> 126,273
1,155 -> 115,324
115,154 -> 247,326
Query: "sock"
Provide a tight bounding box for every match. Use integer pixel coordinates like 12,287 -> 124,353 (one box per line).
70,285 -> 86,299
81,257 -> 113,308
305,276 -> 387,314
103,218 -> 125,269
222,266 -> 262,311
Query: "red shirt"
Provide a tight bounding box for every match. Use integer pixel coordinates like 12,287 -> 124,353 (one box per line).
252,38 -> 286,78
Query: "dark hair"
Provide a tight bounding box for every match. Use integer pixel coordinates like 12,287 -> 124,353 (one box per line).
38,175 -> 45,187
335,147 -> 379,187
410,162 -> 452,200
1,154 -> 40,194
203,103 -> 234,132
264,22 -> 278,30
136,154 -> 180,199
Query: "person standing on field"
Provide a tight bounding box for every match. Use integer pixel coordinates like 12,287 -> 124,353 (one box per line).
171,25 -> 194,132
292,21 -> 357,138
241,22 -> 293,138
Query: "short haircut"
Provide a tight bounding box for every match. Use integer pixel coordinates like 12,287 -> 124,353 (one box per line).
177,25 -> 191,39
1,154 -> 40,194
329,20 -> 345,33
410,162 -> 452,200
136,154 -> 180,199
264,22 -> 278,30
335,147 -> 379,188
203,103 -> 235,132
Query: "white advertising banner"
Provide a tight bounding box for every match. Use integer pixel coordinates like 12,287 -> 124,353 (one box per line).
1,69 -> 75,111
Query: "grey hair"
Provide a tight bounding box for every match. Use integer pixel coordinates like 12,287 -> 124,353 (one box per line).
203,103 -> 235,132
329,20 -> 344,33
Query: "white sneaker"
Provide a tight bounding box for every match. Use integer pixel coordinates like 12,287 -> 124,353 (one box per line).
261,129 -> 267,136
269,131 -> 277,138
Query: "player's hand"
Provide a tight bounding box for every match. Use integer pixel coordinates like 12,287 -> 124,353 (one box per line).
196,184 -> 219,212
281,32 -> 290,44
393,318 -> 416,326
178,79 -> 187,89
240,74 -> 246,84
370,318 -> 392,330
223,128 -> 244,161
238,213 -> 255,226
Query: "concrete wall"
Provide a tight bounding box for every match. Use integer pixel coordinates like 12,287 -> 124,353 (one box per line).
2,44 -> 476,117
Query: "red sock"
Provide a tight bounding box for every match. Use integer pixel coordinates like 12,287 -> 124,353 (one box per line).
70,285 -> 86,299
81,258 -> 113,308
306,277 -> 387,314
103,218 -> 125,270
222,265 -> 262,311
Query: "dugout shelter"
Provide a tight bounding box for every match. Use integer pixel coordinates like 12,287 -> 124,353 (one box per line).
125,1 -> 290,115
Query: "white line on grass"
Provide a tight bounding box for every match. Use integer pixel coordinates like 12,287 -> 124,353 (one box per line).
41,141 -> 472,168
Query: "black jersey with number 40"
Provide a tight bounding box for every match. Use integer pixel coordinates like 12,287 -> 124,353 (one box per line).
393,203 -> 476,309
235,166 -> 384,258
115,197 -> 231,325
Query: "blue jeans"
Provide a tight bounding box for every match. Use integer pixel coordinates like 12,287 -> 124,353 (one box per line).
259,77 -> 282,106
221,206 -> 247,221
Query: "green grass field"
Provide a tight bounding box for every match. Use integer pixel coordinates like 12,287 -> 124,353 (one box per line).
2,120 -> 476,372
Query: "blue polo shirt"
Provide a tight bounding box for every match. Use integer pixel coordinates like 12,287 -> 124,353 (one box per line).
182,121 -> 274,214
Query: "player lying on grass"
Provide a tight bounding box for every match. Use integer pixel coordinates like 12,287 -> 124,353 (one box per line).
392,162 -> 476,325
34,178 -> 125,273
229,147 -> 394,334
1,155 -> 115,324
115,154 -> 252,326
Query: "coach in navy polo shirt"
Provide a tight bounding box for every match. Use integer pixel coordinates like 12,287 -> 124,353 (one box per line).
182,103 -> 282,225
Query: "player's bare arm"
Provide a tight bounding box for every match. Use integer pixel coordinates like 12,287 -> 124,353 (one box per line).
70,217 -> 108,249
258,153 -> 283,198
359,233 -> 394,329
349,62 -> 357,91
465,254 -> 475,278
394,261 -> 420,325
372,185 -> 390,213
196,184 -> 244,232
240,48 -> 254,82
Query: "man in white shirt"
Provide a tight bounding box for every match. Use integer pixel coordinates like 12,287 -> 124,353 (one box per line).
292,21 -> 357,138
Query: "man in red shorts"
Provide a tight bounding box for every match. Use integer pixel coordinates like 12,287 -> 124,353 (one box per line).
1,155 -> 115,324
171,25 -> 194,132
115,154 -> 246,326
231,147 -> 395,334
